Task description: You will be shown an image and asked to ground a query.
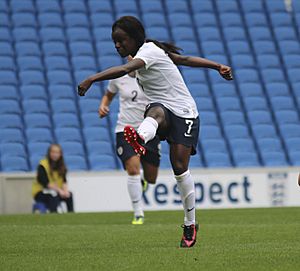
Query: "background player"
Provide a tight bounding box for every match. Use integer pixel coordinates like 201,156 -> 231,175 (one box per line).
98,57 -> 160,225
78,16 -> 232,248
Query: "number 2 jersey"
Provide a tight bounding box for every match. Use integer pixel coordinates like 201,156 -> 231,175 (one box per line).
107,74 -> 148,133
133,42 -> 199,119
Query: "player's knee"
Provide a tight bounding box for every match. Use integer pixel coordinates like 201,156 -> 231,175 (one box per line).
146,107 -> 165,125
126,164 -> 140,176
172,162 -> 188,176
144,174 -> 157,184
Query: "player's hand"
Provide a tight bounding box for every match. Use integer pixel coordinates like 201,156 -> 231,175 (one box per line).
77,78 -> 92,96
98,105 -> 110,118
218,65 -> 233,81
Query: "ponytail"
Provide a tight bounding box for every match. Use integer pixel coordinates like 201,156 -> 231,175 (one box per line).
145,39 -> 182,55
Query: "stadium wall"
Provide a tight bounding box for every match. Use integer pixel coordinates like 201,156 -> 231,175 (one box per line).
0,167 -> 299,214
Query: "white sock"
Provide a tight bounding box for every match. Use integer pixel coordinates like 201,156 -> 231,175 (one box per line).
127,174 -> 144,217
137,117 -> 158,144
175,170 -> 196,226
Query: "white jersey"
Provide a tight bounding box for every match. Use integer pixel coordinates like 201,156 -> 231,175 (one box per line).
107,74 -> 149,133
133,42 -> 199,119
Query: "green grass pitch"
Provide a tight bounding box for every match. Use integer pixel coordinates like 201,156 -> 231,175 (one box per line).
0,207 -> 299,271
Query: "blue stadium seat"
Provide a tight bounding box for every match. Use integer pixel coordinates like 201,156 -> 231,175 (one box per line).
245,13 -> 267,27
215,0 -> 238,13
197,27 -> 221,41
262,69 -> 285,83
292,82 -> 300,97
65,13 -> 89,27
28,142 -> 49,158
23,99 -> 49,114
65,155 -> 87,171
53,113 -> 80,128
231,54 -> 255,68
205,153 -> 231,167
0,143 -> 26,158
26,128 -> 53,143
187,83 -> 209,97
257,55 -> 280,69
235,69 -> 259,83
81,113 -> 108,128
43,42 -> 67,57
0,56 -> 15,70
83,127 -> 110,141
147,26 -> 170,41
55,128 -> 82,143
252,124 -> 277,139
40,27 -> 65,42
1,157 -> 28,172
168,13 -> 192,27
44,56 -> 69,70
195,97 -> 214,111
265,0 -> 287,12
19,70 -> 45,85
20,85 -> 47,100
49,85 -> 75,100
223,27 -> 246,41
0,28 -> 11,42
275,110 -> 299,124
17,56 -> 43,71
0,85 -> 18,100
90,13 -> 114,27
177,41 -> 199,55
51,99 -> 77,114
93,27 -> 113,41
229,138 -> 255,152
224,125 -> 249,140
274,27 -> 296,41
60,142 -> 85,156
165,0 -> 188,13
38,13 -> 63,28
86,141 -> 114,155
98,56 -> 123,70
47,70 -> 72,85
89,154 -> 116,170
278,40 -> 300,55
265,82 -> 289,97
239,83 -> 263,97
114,0 -> 137,13
140,0 -> 163,13
199,112 -> 218,126
181,69 -> 206,84
285,138 -> 300,153
288,68 -> 300,84
0,100 -> 21,114
270,12 -> 292,27
253,41 -> 276,55
62,0 -> 86,13
88,0 -> 112,13
219,13 -> 242,27
227,41 -> 251,55
271,96 -> 294,111
201,139 -> 227,153
217,97 -> 241,111
191,0 -> 213,13
15,41 -> 41,56
221,111 -> 245,125
24,114 -> 51,128
74,70 -> 95,85
0,70 -> 17,85
10,0 -> 34,12
1,129 -> 24,143
248,110 -> 272,125
69,42 -> 94,56
36,0 -> 60,13
0,42 -> 14,56
233,152 -> 259,167
201,41 -> 225,55
283,55 -> 300,69
289,151 -> 300,166
249,27 -> 272,41
79,99 -> 100,113
72,56 -> 97,70
13,27 -> 38,42
0,1 -> 8,12
279,124 -> 300,139
194,13 -> 217,28
68,27 -> 92,41
189,155 -> 203,168
0,114 -> 22,129
261,151 -> 287,166
257,138 -> 283,152
201,125 -> 222,139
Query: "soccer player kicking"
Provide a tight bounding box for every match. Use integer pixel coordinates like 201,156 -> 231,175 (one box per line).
98,57 -> 160,225
78,16 -> 233,248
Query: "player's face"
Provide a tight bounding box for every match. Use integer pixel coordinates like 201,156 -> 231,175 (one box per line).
49,145 -> 62,162
112,28 -> 137,57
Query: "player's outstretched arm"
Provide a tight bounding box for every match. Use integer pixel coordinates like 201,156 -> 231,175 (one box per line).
169,53 -> 233,81
77,59 -> 145,96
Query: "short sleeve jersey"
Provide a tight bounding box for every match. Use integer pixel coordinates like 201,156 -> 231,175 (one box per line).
133,42 -> 198,119
107,74 -> 149,133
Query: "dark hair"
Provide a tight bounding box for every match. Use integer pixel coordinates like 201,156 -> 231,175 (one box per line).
112,16 -> 182,55
46,144 -> 67,177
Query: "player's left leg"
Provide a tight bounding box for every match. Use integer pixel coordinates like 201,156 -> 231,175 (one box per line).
169,143 -> 198,248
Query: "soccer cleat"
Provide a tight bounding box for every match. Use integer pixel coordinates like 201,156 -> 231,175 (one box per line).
132,216 -> 144,225
124,125 -> 146,156
141,179 -> 148,192
180,223 -> 199,248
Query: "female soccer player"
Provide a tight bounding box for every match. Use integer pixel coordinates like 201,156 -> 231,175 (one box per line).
78,16 -> 232,248
32,144 -> 74,213
99,57 -> 160,225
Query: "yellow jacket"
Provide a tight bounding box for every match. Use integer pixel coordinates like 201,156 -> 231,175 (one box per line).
32,158 -> 65,198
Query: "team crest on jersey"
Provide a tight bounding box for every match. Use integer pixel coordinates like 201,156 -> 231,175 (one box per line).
117,146 -> 123,155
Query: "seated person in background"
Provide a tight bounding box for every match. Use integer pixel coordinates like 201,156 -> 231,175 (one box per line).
32,144 -> 74,213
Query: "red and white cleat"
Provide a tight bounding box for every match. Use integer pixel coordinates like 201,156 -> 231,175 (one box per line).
180,224 -> 199,248
124,125 -> 146,156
